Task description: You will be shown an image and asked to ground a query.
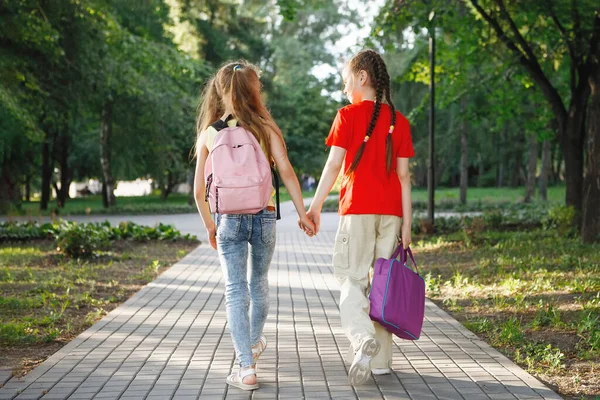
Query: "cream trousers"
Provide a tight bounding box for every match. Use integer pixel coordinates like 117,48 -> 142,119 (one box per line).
332,214 -> 402,369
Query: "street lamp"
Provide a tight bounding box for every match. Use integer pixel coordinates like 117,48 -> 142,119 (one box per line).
428,10 -> 435,225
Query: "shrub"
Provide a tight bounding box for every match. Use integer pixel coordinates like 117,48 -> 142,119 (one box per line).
1,221 -> 198,259
55,222 -> 110,259
543,205 -> 577,237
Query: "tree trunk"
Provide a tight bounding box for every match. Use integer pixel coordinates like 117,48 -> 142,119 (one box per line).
524,135 -> 538,203
550,140 -> 558,183
41,134 -> 52,211
56,131 -> 71,208
25,175 -> 31,202
460,99 -> 468,204
562,109 -> 586,220
509,145 -> 523,187
102,181 -> 109,208
477,153 -> 484,187
161,170 -> 175,201
539,140 -> 551,201
100,100 -> 117,207
0,163 -> 17,213
582,59 -> 600,243
497,122 -> 509,188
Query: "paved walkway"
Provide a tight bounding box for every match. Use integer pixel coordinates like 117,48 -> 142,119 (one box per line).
0,224 -> 560,399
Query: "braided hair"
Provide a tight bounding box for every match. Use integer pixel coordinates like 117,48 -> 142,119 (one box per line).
346,50 -> 397,175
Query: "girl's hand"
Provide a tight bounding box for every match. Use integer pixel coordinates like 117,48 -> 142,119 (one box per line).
306,209 -> 321,235
298,215 -> 316,237
401,222 -> 412,249
206,221 -> 217,250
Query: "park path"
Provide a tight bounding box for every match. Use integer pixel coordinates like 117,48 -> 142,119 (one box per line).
0,204 -> 561,399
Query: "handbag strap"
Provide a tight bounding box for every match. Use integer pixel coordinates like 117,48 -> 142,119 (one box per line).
392,244 -> 419,275
391,244 -> 404,260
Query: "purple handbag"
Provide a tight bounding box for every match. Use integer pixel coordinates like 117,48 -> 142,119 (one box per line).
369,245 -> 425,340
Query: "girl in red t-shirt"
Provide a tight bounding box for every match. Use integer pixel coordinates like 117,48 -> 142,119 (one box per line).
306,49 -> 414,386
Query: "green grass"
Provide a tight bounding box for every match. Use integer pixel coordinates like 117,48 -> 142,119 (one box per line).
320,186 -> 566,213
10,188 -> 317,217
14,194 -> 195,217
0,239 -> 197,376
411,186 -> 565,204
417,226 -> 599,398
8,187 -> 564,216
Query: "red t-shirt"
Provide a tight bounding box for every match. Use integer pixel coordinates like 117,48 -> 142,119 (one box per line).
325,100 -> 415,217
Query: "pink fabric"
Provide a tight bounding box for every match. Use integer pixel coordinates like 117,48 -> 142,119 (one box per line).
205,126 -> 272,214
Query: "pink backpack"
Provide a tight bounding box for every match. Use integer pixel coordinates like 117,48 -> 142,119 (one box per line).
204,124 -> 274,216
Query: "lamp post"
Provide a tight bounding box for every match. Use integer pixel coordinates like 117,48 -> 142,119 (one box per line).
428,10 -> 436,224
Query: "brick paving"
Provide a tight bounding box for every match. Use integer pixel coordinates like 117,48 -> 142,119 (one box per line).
0,230 -> 562,399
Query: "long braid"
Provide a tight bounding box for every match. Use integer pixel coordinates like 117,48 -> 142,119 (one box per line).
347,50 -> 385,174
381,57 -> 397,174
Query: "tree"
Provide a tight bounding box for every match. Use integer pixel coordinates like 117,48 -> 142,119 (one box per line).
375,0 -> 599,241
466,0 -> 599,239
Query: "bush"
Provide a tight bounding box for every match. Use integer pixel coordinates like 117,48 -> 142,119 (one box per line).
55,222 -> 110,259
1,221 -> 198,259
543,205 -> 577,237
0,222 -> 55,241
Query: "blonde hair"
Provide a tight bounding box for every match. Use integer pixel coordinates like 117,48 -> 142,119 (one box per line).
195,60 -> 283,162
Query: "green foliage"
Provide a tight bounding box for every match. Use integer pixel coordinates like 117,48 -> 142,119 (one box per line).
0,0 -> 209,210
418,222 -> 598,395
495,317 -> 524,346
514,343 -> 565,373
530,301 -> 564,329
0,221 -> 197,259
0,238 -> 194,346
576,311 -> 600,358
464,317 -> 493,334
55,222 -> 111,259
0,222 -> 55,241
543,205 -> 578,237
424,272 -> 442,297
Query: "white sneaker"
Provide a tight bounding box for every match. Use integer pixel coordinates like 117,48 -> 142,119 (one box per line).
371,368 -> 392,375
348,338 -> 380,386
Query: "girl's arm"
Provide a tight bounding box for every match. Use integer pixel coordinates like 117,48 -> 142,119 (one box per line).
397,157 -> 412,249
269,128 -> 315,235
307,146 -> 346,234
193,131 -> 217,249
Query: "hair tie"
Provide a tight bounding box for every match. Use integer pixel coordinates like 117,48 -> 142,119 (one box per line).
388,125 -> 395,134
233,65 -> 242,72
363,136 -> 370,143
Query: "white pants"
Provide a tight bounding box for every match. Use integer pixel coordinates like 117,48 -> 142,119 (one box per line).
333,214 -> 402,369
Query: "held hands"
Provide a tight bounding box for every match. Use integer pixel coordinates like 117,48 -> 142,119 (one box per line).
306,209 -> 320,235
297,208 -> 320,237
298,213 -> 316,237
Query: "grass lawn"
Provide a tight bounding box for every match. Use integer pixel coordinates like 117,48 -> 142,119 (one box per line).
7,187 -> 564,216
12,189 -> 317,217
412,186 -> 565,205
416,228 -> 599,399
319,186 -> 566,212
0,239 -> 198,377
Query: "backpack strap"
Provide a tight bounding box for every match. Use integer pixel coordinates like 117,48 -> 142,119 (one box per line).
210,115 -> 235,132
272,168 -> 281,220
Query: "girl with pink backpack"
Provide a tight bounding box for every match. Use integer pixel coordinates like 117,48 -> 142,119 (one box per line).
307,50 -> 415,386
193,61 -> 315,391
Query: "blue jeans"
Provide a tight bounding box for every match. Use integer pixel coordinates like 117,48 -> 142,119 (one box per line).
216,209 -> 276,368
